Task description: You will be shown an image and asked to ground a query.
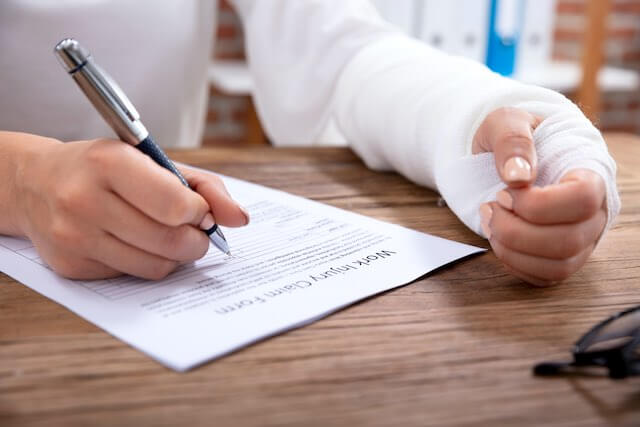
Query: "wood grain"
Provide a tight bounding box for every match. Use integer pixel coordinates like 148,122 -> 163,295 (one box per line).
1,134 -> 639,427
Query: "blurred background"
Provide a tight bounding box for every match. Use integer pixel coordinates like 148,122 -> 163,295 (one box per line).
204,0 -> 640,146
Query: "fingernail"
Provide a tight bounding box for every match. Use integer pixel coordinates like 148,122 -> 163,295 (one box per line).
479,204 -> 493,239
496,190 -> 513,210
238,204 -> 250,225
504,156 -> 532,182
199,213 -> 215,230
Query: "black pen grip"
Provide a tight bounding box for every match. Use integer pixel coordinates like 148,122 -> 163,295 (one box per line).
136,135 -> 189,188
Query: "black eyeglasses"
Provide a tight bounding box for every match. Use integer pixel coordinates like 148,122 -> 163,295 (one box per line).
534,305 -> 640,379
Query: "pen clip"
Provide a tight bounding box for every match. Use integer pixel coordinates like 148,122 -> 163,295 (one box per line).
92,64 -> 141,122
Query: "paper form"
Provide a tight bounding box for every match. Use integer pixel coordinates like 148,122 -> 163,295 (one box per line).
0,173 -> 483,371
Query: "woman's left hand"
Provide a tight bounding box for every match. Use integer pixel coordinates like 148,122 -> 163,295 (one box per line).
473,107 -> 607,286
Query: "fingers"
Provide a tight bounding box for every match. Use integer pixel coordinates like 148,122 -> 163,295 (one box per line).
35,213 -> 180,280
496,169 -> 606,225
181,167 -> 249,227
472,107 -> 541,188
89,141 -> 211,227
29,223 -> 122,280
490,237 -> 595,284
501,263 -> 563,288
85,141 -> 249,230
39,247 -> 122,281
481,184 -> 605,285
486,202 -> 606,259
91,232 -> 179,280
54,259 -> 122,281
98,191 -> 210,262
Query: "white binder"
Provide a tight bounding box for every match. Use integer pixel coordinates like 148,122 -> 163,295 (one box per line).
515,0 -> 557,74
418,0 -> 491,63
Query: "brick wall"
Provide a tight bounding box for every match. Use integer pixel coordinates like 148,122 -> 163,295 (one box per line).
203,0 -> 640,146
555,0 -> 640,133
203,0 -> 248,146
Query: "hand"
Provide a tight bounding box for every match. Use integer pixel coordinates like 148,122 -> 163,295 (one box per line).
472,108 -> 607,286
13,137 -> 248,280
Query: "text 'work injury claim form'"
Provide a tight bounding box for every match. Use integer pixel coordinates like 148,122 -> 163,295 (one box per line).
0,172 -> 483,371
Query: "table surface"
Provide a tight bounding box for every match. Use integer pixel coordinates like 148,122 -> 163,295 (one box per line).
2,133 -> 639,427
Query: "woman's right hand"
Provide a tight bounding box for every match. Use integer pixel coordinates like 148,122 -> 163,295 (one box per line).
7,133 -> 248,280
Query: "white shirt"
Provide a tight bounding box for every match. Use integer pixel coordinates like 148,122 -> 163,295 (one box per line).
0,0 -> 215,148
0,0 -> 620,237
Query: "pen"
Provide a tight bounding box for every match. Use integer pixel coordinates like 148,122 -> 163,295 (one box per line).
53,38 -> 230,255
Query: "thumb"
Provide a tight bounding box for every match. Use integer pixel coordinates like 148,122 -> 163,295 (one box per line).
472,107 -> 541,188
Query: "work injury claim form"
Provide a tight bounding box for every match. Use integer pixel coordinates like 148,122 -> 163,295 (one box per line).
0,172 -> 483,371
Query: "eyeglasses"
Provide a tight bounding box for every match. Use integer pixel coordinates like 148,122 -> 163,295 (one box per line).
534,305 -> 640,379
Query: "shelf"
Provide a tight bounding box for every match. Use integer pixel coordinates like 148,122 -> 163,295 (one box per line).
209,59 -> 640,98
208,60 -> 253,95
513,61 -> 639,93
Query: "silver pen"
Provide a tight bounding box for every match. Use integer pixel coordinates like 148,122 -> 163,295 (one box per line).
54,38 -> 230,255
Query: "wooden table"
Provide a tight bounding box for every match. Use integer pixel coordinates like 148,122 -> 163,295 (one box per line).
1,133 -> 639,426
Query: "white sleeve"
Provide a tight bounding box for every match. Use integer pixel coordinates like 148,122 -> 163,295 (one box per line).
333,35 -> 620,236
231,1 -> 620,237
229,0 -> 394,145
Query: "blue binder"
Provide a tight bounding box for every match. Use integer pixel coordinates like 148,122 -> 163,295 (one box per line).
486,0 -> 524,76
